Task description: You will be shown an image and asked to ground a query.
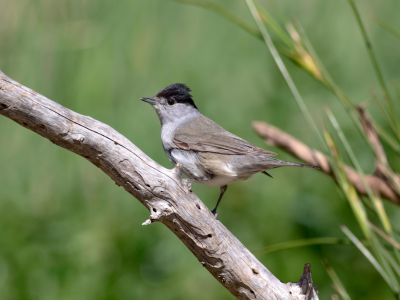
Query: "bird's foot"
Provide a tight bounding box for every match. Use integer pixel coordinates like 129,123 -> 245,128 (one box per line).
211,209 -> 218,219
182,179 -> 192,191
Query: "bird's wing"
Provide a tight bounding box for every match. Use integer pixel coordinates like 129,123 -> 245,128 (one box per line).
173,116 -> 277,156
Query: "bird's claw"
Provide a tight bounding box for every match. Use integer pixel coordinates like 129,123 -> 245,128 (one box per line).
182,179 -> 192,191
211,210 -> 218,219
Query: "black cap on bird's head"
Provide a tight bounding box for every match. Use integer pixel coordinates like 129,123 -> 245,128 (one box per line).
141,83 -> 198,110
156,83 -> 192,100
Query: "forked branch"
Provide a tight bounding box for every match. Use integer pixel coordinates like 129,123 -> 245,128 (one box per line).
0,71 -> 318,300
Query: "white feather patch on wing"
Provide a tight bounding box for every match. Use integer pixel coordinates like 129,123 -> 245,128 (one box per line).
170,149 -> 206,178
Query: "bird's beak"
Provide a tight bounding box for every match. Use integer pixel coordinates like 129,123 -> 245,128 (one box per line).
140,98 -> 157,105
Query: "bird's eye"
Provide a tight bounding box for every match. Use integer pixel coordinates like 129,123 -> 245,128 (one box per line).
167,99 -> 175,105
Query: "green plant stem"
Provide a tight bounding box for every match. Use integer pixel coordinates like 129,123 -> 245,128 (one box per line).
293,20 -> 386,160
370,233 -> 400,296
347,0 -> 389,101
375,17 -> 400,41
171,0 -> 262,40
347,0 -> 399,135
374,122 -> 400,154
341,225 -> 392,288
245,0 -> 323,146
295,19 -> 400,163
255,5 -> 293,47
253,237 -> 351,255
369,222 -> 400,250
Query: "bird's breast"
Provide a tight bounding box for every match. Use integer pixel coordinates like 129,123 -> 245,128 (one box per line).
161,127 -> 175,150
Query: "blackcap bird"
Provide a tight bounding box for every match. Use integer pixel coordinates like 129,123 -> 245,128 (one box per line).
141,83 -> 319,216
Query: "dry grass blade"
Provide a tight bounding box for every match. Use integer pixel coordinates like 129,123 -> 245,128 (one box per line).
374,121 -> 400,155
369,89 -> 400,143
355,105 -> 389,168
375,17 -> 400,41
369,222 -> 400,250
254,237 -> 350,255
284,22 -> 325,83
255,5 -> 292,47
383,248 -> 400,278
322,259 -> 351,300
170,0 -> 262,39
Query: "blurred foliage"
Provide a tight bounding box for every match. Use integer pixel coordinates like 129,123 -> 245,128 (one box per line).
0,0 -> 400,299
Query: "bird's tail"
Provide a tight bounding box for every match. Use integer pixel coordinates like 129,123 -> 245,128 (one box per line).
286,162 -> 320,169
260,157 -> 321,170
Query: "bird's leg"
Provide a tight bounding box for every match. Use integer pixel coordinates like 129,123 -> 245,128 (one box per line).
211,185 -> 228,217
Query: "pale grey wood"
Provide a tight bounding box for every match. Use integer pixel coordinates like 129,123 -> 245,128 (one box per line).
0,70 -> 318,300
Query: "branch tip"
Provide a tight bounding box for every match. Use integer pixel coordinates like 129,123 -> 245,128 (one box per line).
142,219 -> 153,226
298,263 -> 318,298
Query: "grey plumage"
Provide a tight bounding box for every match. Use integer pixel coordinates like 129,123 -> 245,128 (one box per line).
173,115 -> 276,156
141,83 -> 319,216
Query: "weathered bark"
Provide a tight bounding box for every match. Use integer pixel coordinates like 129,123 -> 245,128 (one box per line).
253,121 -> 400,206
0,70 -> 318,300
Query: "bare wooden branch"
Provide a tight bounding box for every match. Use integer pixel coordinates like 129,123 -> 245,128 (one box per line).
252,121 -> 400,206
0,70 -> 318,300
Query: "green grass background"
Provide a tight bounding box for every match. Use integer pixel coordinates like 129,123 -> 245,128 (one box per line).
0,0 -> 399,299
